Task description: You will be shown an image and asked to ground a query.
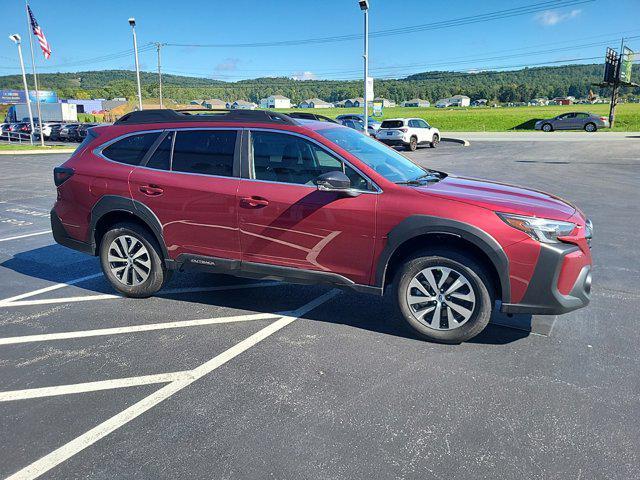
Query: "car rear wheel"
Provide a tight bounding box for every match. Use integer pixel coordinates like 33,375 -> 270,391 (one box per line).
393,249 -> 494,343
430,134 -> 440,148
542,123 -> 553,132
100,222 -> 169,298
406,136 -> 418,151
584,122 -> 597,132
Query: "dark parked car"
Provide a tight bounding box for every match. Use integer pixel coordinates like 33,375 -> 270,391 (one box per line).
336,114 -> 382,132
51,109 -> 593,343
59,123 -> 81,142
535,112 -> 610,132
49,124 -> 64,142
76,123 -> 99,141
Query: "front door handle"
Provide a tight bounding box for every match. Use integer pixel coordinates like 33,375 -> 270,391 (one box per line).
139,184 -> 164,196
240,196 -> 269,208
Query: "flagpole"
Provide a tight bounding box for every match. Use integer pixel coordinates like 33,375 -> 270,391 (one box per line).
25,0 -> 45,147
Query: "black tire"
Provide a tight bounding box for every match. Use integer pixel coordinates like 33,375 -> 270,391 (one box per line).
406,136 -> 418,151
584,122 -> 597,132
393,248 -> 494,343
542,123 -> 553,132
99,222 -> 168,298
430,134 -> 440,148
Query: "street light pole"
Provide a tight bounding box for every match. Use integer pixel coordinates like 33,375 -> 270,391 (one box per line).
9,34 -> 34,145
155,42 -> 164,109
359,0 -> 370,135
129,18 -> 143,111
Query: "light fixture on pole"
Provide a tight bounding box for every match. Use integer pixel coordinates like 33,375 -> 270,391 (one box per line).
129,17 -> 143,111
9,34 -> 35,145
359,0 -> 369,135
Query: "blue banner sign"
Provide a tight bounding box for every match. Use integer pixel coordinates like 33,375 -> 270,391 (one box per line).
0,89 -> 58,104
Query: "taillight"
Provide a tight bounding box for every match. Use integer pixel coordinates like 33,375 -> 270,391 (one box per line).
600,116 -> 608,122
54,167 -> 74,187
399,128 -> 408,132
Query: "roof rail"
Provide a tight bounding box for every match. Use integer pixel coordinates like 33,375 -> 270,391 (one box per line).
114,109 -> 298,126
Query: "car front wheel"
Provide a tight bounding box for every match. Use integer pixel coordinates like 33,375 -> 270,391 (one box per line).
394,249 -> 494,343
542,123 -> 553,132
100,222 -> 169,298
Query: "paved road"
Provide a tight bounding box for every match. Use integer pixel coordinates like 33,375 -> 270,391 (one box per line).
0,138 -> 638,479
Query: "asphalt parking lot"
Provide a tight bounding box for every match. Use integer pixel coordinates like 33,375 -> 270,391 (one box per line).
1,136 -> 639,479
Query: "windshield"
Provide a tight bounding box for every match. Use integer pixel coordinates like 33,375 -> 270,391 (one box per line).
317,127 -> 427,183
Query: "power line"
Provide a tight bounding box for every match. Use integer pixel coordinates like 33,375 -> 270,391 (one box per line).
164,0 -> 593,48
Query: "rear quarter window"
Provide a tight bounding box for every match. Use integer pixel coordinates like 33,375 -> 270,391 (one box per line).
101,132 -> 161,165
381,120 -> 404,129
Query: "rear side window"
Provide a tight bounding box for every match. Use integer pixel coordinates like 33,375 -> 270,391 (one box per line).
102,132 -> 160,165
381,120 -> 404,129
145,132 -> 173,170
172,130 -> 236,177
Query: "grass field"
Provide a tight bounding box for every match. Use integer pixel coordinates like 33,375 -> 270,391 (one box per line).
0,143 -> 72,151
273,103 -> 640,132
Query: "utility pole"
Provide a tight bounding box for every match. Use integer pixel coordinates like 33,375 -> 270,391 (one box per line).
608,37 -> 624,128
155,42 -> 164,109
359,0 -> 369,135
9,34 -> 34,145
25,0 -> 44,146
129,17 -> 143,111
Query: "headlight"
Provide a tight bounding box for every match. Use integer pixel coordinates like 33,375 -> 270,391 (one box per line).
497,213 -> 576,243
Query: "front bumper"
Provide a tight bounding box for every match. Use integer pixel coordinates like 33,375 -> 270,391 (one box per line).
501,242 -> 592,315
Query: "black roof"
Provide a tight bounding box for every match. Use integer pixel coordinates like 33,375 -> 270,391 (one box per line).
114,109 -> 298,126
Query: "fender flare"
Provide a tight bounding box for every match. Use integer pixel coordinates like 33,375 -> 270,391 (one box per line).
376,215 -> 511,303
89,195 -> 168,258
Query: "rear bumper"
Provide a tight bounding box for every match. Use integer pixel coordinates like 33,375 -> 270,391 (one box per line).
501,242 -> 592,315
51,209 -> 95,255
379,139 -> 407,146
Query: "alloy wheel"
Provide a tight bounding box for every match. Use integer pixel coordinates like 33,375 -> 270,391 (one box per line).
405,266 -> 476,330
107,235 -> 151,286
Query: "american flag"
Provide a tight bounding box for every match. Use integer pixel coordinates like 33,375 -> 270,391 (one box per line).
27,5 -> 51,59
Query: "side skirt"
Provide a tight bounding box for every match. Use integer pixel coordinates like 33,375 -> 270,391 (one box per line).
169,254 -> 383,296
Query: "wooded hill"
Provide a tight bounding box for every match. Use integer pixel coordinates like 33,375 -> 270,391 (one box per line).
0,64 -> 638,104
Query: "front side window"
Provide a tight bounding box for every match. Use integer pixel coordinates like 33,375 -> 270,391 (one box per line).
316,127 -> 426,184
102,132 -> 160,165
250,131 -> 371,190
418,119 -> 430,128
171,130 -> 236,177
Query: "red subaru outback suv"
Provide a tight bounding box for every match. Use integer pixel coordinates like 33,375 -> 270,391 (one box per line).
51,109 -> 593,343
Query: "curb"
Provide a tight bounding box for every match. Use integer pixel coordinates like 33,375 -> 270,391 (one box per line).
441,137 -> 470,147
0,149 -> 75,155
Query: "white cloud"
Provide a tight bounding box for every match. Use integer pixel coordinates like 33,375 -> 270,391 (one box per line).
291,71 -> 317,81
535,9 -> 581,26
215,58 -> 240,72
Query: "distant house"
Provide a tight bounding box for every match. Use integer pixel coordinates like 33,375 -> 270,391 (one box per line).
202,98 -> 226,109
299,98 -> 333,109
228,100 -> 257,110
530,98 -> 549,106
402,98 -> 430,107
344,97 -> 364,108
334,100 -> 348,108
435,95 -> 470,108
471,99 -> 488,107
190,99 -> 204,105
372,97 -> 396,107
552,96 -> 573,105
259,95 -> 291,109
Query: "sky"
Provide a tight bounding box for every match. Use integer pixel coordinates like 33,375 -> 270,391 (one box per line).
1,0 -> 639,82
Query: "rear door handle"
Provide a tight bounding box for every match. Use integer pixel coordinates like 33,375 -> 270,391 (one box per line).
240,196 -> 269,208
139,184 -> 164,196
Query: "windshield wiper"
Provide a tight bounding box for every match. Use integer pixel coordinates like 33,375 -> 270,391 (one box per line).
395,173 -> 442,185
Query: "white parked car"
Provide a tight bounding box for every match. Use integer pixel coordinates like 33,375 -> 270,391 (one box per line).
33,122 -> 60,140
375,118 -> 440,151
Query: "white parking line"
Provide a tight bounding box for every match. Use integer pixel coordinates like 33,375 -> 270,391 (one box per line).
0,230 -> 51,242
0,280 -> 281,308
5,289 -> 339,480
0,371 -> 190,402
0,312 -> 280,346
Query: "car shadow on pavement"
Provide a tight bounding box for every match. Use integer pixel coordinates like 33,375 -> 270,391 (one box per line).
2,245 -> 532,345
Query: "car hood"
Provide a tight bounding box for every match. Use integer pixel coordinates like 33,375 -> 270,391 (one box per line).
415,175 -> 576,220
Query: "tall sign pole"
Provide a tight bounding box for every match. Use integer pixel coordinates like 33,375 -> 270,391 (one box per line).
9,34 -> 34,145
25,0 -> 45,146
359,1 -> 369,135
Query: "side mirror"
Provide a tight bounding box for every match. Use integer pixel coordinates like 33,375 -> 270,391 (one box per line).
315,171 -> 358,197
